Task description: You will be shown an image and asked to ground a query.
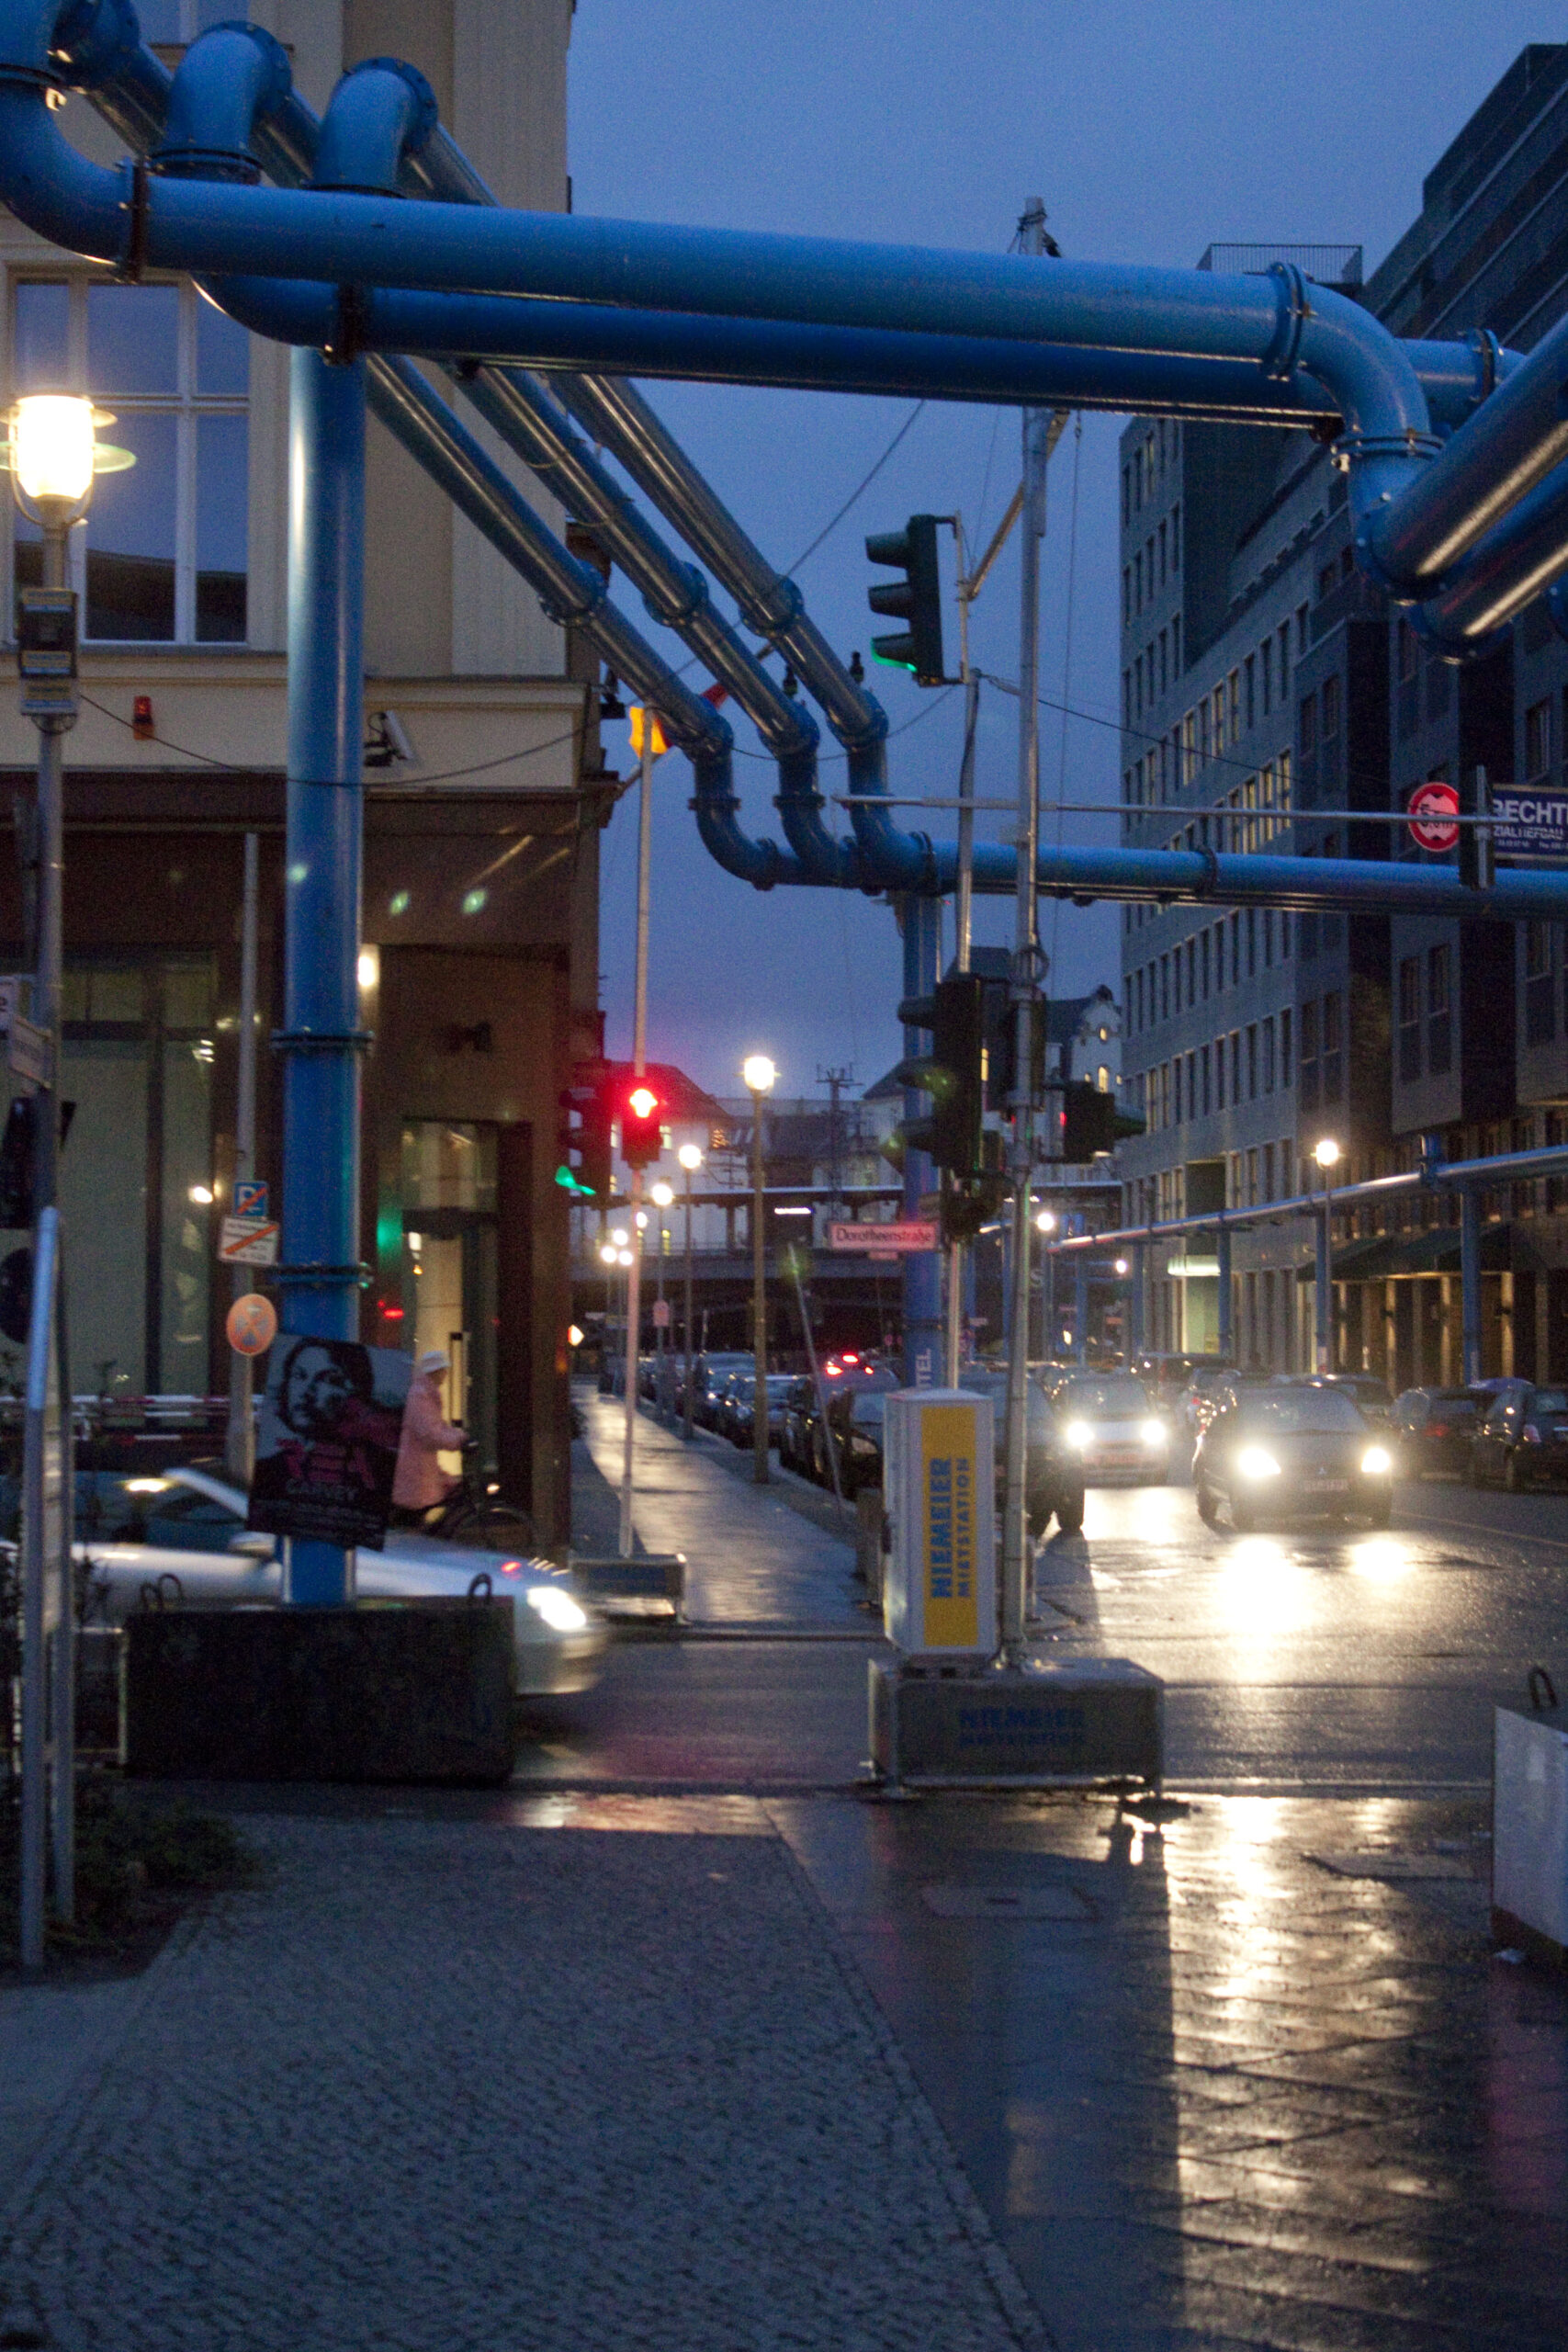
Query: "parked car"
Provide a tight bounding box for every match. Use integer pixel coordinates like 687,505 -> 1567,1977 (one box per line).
956,1366 -> 1086,1537
804,1360 -> 899,1487
821,1384 -> 891,1496
73,1465 -> 608,1695
1048,1371 -> 1169,1485
715,1370 -> 755,1444
1467,1384 -> 1568,1490
1129,1351 -> 1232,1430
777,1375 -> 818,1476
691,1352 -> 752,1430
728,1373 -> 795,1451
1392,1385 -> 1485,1478
1194,1382 -> 1393,1531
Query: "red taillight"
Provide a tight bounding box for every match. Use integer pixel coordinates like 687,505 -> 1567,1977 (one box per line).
500,1559 -> 522,1575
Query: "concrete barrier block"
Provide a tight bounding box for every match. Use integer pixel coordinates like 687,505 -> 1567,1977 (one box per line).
869,1654 -> 1163,1788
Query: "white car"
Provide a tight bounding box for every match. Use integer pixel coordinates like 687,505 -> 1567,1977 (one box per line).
1051,1373 -> 1170,1485
76,1465 -> 607,1697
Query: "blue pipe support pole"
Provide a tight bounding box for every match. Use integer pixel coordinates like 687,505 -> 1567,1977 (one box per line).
1461,1191 -> 1483,1385
1216,1222 -> 1233,1362
900,896 -> 942,1389
279,346 -> 367,1608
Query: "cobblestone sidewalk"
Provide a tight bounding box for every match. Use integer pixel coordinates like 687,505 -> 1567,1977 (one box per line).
0,1806 -> 1045,2352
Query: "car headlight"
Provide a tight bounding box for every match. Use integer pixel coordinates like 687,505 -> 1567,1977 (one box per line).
525,1588 -> 590,1633
1064,1421 -> 1092,1450
1140,1419 -> 1166,1447
1360,1446 -> 1392,1476
1235,1446 -> 1280,1481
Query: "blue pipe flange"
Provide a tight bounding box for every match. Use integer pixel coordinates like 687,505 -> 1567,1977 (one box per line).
152,23 -> 290,183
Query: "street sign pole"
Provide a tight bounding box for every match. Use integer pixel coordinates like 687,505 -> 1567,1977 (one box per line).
619,721 -> 655,1556
227,831 -> 260,1484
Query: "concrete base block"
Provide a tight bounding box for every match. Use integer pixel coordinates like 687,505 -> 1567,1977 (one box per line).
869,1653 -> 1163,1789
570,1555 -> 685,1619
122,1600 -> 516,1786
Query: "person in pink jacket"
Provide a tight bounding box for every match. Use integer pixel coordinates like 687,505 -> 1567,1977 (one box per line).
392,1348 -> 465,1518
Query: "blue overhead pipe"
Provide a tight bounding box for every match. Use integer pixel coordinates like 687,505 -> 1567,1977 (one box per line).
1413,447 -> 1568,657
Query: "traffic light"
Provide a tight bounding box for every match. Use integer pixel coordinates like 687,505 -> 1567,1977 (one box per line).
896,973 -> 985,1176
557,1064 -> 612,1201
986,988 -> 1046,1113
865,514 -> 945,685
940,1134 -> 1010,1245
621,1079 -> 665,1170
1058,1081 -> 1145,1161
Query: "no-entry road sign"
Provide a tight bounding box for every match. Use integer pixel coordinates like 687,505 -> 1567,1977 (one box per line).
828,1219 -> 939,1254
1407,779 -> 1460,852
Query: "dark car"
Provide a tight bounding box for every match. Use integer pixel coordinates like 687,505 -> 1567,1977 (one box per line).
1297,1373 -> 1393,1430
692,1352 -> 752,1430
728,1373 -> 795,1451
1194,1382 -> 1393,1531
958,1366 -> 1086,1536
804,1360 -> 899,1487
777,1375 -> 817,1476
821,1384 -> 892,1496
1392,1385 -> 1485,1478
1468,1384 -> 1568,1490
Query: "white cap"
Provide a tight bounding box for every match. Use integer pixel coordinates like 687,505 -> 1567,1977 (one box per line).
417,1349 -> 450,1376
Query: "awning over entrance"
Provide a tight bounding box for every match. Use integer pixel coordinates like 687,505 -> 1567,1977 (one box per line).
1296,1224 -> 1518,1283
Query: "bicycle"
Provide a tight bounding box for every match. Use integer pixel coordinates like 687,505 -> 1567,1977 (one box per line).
397,1440 -> 536,1553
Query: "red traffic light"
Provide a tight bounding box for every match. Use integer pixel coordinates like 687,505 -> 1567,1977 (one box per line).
622,1081 -> 665,1170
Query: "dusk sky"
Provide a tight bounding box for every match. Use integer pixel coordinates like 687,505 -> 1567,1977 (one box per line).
568,2 -> 1555,1103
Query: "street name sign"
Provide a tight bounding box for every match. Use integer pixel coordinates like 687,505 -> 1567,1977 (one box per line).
1490,782 -> 1568,862
220,1215 -> 279,1265
828,1219 -> 939,1253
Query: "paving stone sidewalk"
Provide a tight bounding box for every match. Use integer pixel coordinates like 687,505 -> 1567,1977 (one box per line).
0,1807 -> 1045,2352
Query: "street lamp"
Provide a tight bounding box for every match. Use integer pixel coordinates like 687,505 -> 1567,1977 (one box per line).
649,1180 -> 675,1415
678,1141 -> 704,1442
1313,1137 -> 1341,1373
6,391 -> 125,1971
742,1056 -> 776,1482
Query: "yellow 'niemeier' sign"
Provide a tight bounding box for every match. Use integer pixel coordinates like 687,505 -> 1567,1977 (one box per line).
920,1402 -> 980,1648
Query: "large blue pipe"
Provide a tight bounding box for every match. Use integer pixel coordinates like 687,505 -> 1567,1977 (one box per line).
278,348 -> 366,1609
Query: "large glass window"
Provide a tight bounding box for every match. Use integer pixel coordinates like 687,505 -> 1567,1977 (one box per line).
9,277 -> 248,644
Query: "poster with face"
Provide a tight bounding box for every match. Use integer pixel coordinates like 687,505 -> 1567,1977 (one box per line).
248,1338 -> 412,1551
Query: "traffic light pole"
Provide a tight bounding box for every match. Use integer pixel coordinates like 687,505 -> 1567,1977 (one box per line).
618,724 -> 655,1555
945,583 -> 980,1388
1000,197 -> 1052,1663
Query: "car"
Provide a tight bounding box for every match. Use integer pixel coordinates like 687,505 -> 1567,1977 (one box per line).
1392,1385 -> 1486,1478
1129,1351 -> 1232,1430
715,1370 -> 756,1444
821,1383 -> 891,1496
956,1366 -> 1086,1536
805,1358 -> 899,1486
1049,1371 -> 1169,1484
691,1352 -> 753,1430
73,1464 -> 609,1696
728,1373 -> 795,1451
1193,1382 -> 1393,1531
1297,1373 -> 1394,1430
777,1375 -> 818,1475
1467,1384 -> 1568,1490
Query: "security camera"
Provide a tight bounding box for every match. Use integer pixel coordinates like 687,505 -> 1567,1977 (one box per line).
365,708 -> 415,767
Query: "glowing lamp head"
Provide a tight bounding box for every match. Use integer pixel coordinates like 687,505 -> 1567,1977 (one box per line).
1314,1137 -> 1341,1170
568,1324 -> 584,1348
598,1244 -> 618,1265
610,1227 -> 629,1248
627,1085 -> 659,1121
10,394 -> 96,514
650,1181 -> 674,1207
677,1142 -> 704,1171
1114,1257 -> 1130,1275
741,1055 -> 776,1094
1035,1209 -> 1057,1233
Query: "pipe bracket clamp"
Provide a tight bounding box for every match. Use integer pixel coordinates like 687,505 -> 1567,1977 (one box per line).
1190,846 -> 1221,898
1334,428 -> 1443,470
1262,263 -> 1309,383
271,1261 -> 373,1289
270,1028 -> 375,1055
738,576 -> 805,638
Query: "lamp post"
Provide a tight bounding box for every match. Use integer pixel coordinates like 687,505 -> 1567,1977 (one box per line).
1314,1137 -> 1341,1373
7,392 -> 117,1969
678,1141 -> 703,1442
743,1055 -> 776,1483
650,1180 -> 674,1418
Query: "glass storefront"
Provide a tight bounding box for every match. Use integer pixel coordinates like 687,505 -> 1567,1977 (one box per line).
399,1123 -> 500,1476
0,958 -> 217,1399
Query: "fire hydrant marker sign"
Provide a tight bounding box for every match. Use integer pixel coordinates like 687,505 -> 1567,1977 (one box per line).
248,1339 -> 412,1553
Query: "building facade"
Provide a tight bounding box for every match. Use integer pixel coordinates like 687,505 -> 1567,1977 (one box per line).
0,0 -> 604,1544
1119,44 -> 1568,1386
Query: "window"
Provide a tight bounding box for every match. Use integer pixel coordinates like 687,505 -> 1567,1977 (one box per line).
1122,468 -> 1131,527
1182,709 -> 1196,787
1261,637 -> 1273,717
1427,944 -> 1451,1076
1525,922 -> 1556,1047
10,277 -> 249,643
1526,696 -> 1553,781
1321,673 -> 1340,736
1200,929 -> 1211,1001
1158,628 -> 1168,695
1228,670 -> 1241,746
1322,991 -> 1343,1101
1214,1035 -> 1226,1109
1263,1141 -> 1276,1202
1170,504 -> 1180,573
1158,519 -> 1168,586
1122,568 -> 1131,626
1230,911 -> 1242,987
1280,1007 -> 1292,1087
1299,692 -> 1317,756
1201,1043 -> 1211,1115
1246,1148 -> 1258,1206
1300,998 -> 1319,1112
1160,955 -> 1170,1021
1398,954 -> 1421,1081
1228,1029 -> 1240,1102
1246,1023 -> 1258,1100
1262,1015 -> 1276,1094
1185,937 -> 1196,1007
1398,617 -> 1418,682
1247,909 -> 1257,978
